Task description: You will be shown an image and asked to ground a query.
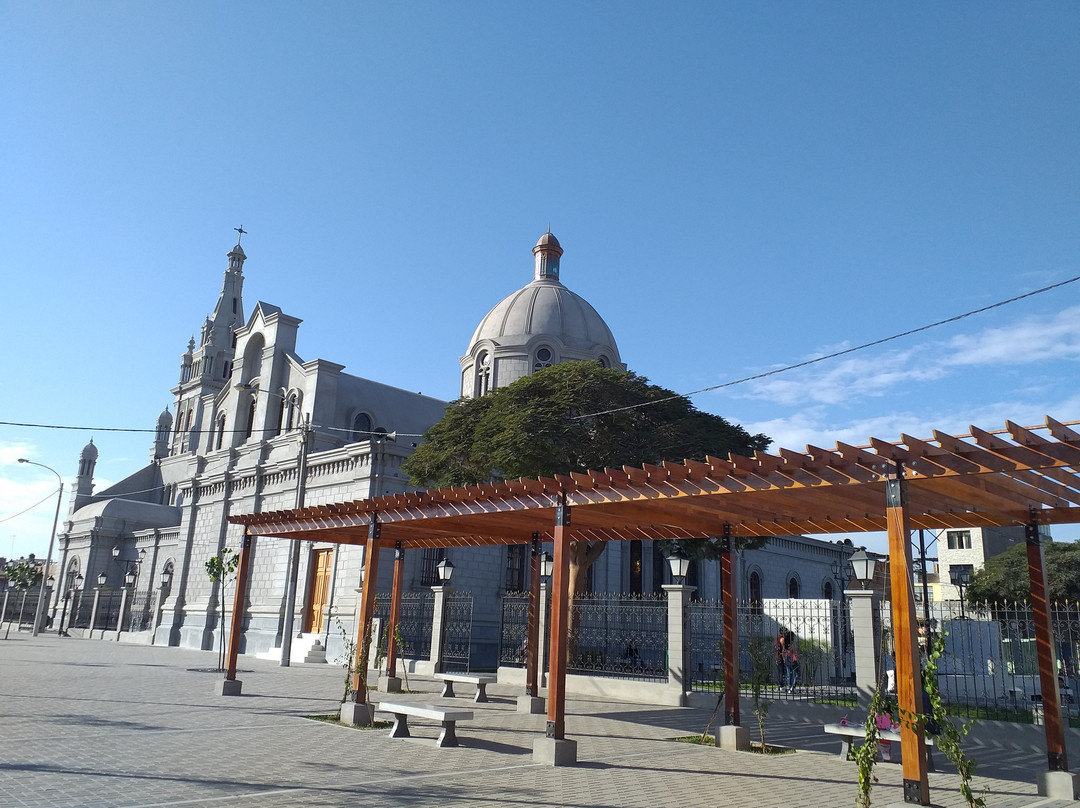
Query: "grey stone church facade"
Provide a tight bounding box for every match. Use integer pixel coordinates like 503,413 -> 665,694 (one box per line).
51,232 -> 851,667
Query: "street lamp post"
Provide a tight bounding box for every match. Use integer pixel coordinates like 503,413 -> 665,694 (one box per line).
17,458 -> 63,637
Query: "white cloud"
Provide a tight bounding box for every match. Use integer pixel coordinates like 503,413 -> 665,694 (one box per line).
943,305 -> 1080,367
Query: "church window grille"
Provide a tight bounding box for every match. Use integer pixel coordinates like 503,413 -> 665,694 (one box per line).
419,548 -> 444,586
749,571 -> 763,610
533,346 -> 554,371
505,544 -> 527,591
351,412 -> 373,442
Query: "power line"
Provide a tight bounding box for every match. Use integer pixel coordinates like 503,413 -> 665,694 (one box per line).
0,487 -> 61,524
572,272 -> 1080,420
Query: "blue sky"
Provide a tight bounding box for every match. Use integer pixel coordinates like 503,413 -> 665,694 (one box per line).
2,3 -> 1077,560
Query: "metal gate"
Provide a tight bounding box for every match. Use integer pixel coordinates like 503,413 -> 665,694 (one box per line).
442,591 -> 473,672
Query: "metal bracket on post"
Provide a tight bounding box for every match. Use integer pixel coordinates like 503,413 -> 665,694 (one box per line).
721,521 -> 732,551
531,531 -> 541,556
545,720 -> 557,738
903,779 -> 923,804
555,494 -> 570,527
1026,509 -> 1041,546
394,540 -> 403,561
884,464 -> 905,508
370,517 -> 381,540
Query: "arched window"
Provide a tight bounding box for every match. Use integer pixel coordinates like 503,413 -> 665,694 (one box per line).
533,346 -> 555,371
285,393 -> 300,432
475,351 -> 492,396
749,571 -> 763,613
244,397 -> 256,440
351,412 -> 373,442
597,355 -> 609,368
824,581 -> 834,601
65,558 -> 81,591
215,413 -> 227,450
788,576 -> 800,599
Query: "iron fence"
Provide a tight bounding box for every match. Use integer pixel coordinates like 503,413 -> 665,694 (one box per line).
397,591 -> 434,660
499,591 -> 530,667
736,598 -> 855,703
878,600 -> 1080,724
567,592 -> 667,680
442,591 -> 473,672
94,591 -> 124,631
1,588 -> 46,629
70,590 -> 92,629
126,591 -> 154,632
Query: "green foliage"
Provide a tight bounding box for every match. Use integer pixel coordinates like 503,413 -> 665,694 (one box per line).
748,637 -> 773,752
402,362 -> 770,488
336,619 -> 357,703
205,547 -> 240,584
966,540 -> 1080,604
3,560 -> 42,590
918,632 -> 986,808
851,686 -> 890,808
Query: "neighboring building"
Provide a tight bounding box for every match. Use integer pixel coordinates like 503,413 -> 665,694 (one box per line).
50,231 -> 852,668
916,525 -> 1050,603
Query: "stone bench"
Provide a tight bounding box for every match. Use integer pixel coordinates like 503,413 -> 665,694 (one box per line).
376,701 -> 474,748
823,722 -> 936,771
435,672 -> 497,703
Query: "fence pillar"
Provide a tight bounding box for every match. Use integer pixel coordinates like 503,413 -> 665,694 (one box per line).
663,584 -> 694,705
848,589 -> 880,708
429,585 -> 449,674
115,586 -> 132,641
89,587 -> 103,637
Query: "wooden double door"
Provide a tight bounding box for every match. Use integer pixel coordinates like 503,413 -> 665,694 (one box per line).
303,548 -> 334,634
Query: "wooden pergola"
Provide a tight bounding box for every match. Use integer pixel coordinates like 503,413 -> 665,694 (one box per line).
227,415 -> 1080,804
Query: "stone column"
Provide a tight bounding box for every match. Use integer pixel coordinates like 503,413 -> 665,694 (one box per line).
662,584 -> 694,705
429,585 -> 449,674
89,587 -> 103,638
848,588 -> 880,708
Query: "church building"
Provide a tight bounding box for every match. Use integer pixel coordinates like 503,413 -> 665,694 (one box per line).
52,231 -> 851,668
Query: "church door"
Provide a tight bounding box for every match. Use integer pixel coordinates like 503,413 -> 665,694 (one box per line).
303,548 -> 334,634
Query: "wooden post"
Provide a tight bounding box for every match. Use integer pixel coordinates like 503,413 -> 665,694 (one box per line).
885,468 -> 929,805
1027,515 -> 1068,772
721,524 -> 740,726
526,533 -> 542,698
351,518 -> 381,703
546,498 -> 571,740
386,542 -> 404,678
225,531 -> 253,682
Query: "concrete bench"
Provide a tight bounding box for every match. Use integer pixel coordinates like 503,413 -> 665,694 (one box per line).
376,701 -> 473,748
435,672 -> 497,703
823,722 -> 936,771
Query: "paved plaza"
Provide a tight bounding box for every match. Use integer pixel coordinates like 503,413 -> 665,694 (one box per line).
1,633 -> 1075,807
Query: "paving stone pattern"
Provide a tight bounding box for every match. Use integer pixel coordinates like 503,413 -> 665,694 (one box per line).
0,634 -> 1072,807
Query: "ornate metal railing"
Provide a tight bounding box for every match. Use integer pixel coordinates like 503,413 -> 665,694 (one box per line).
126,591 -> 155,632
567,592 -> 667,680
94,591 -> 124,631
442,592 -> 473,672
499,591 -> 531,668
687,598 -> 723,690
70,590 -> 92,629
396,591 -> 434,660
735,598 -> 855,703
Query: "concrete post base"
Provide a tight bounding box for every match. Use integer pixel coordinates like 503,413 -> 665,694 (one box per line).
717,724 -> 750,751
532,736 -> 578,766
339,701 -> 374,727
378,675 -> 402,693
517,695 -> 546,714
219,679 -> 243,696
1037,770 -> 1080,800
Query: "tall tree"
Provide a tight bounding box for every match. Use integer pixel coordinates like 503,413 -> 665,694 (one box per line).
403,361 -> 771,596
965,540 -> 1080,605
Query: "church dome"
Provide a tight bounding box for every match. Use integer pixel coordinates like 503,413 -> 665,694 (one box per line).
460,233 -> 623,397
80,439 -> 98,461
157,407 -> 173,428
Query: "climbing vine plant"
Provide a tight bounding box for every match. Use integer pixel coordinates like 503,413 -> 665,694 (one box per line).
851,683 -> 889,808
